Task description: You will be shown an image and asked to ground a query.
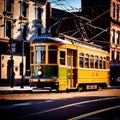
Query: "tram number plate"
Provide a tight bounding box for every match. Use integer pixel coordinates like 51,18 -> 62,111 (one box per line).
86,85 -> 97,90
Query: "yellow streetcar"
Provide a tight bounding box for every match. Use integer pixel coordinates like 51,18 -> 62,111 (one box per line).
29,34 -> 110,91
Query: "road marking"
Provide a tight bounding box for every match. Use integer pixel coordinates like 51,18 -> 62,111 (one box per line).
68,105 -> 120,120
0,100 -> 54,109
10,96 -> 120,119
45,100 -> 54,103
0,102 -> 33,109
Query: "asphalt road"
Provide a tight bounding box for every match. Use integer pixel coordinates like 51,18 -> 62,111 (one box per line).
0,89 -> 120,120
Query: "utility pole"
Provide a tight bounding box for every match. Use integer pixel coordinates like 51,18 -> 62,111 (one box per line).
73,18 -> 89,41
22,37 -> 24,88
20,26 -> 24,88
8,38 -> 14,88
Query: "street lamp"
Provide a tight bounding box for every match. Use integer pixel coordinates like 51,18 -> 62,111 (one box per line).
8,38 -> 15,88
20,26 -> 24,88
37,66 -> 42,88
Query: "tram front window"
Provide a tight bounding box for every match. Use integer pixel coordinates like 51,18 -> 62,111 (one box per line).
35,46 -> 46,64
60,51 -> 65,65
48,45 -> 57,64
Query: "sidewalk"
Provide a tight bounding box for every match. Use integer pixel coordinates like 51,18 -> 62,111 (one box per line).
0,86 -> 119,94
0,86 -> 55,93
0,86 -> 33,93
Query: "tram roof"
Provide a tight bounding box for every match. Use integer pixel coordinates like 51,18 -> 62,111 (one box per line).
31,36 -> 108,53
32,36 -> 68,44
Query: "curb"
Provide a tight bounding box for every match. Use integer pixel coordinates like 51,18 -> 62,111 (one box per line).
0,86 -> 120,94
0,86 -> 33,94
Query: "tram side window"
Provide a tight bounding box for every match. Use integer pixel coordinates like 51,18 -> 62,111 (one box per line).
90,55 -> 94,68
30,52 -> 34,64
48,45 -> 57,64
79,53 -> 84,68
85,54 -> 89,68
30,46 -> 34,64
35,46 -> 46,64
99,57 -> 103,69
103,57 -> 106,69
95,56 -> 99,69
106,57 -> 110,69
60,51 -> 65,65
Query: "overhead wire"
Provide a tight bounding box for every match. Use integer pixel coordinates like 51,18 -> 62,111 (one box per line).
53,1 -> 88,40
62,29 -> 78,34
87,9 -> 110,24
73,19 -> 83,38
90,27 -> 110,41
49,0 -> 110,43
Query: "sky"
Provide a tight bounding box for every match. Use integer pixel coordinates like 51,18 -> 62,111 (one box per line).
48,0 -> 82,12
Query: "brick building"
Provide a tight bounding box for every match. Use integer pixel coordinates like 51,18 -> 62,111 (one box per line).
0,0 -> 47,86
110,0 -> 120,81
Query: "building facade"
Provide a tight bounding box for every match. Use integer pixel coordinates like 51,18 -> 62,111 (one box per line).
110,0 -> 120,81
0,0 -> 47,86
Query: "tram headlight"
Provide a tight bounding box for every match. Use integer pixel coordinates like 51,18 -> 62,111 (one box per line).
38,66 -> 42,77
38,71 -> 42,76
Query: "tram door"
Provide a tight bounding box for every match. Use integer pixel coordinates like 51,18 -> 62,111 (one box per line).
67,49 -> 77,88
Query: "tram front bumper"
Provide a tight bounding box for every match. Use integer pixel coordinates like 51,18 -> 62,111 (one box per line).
29,78 -> 59,90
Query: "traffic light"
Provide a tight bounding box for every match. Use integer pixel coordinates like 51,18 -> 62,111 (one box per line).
38,66 -> 42,77
6,42 -> 11,53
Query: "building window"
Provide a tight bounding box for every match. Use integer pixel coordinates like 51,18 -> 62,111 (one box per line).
112,2 -> 116,18
111,29 -> 115,44
6,21 -> 11,38
112,51 -> 115,61
22,25 -> 27,40
117,4 -> 119,21
21,2 -> 27,17
37,28 -> 41,36
116,51 -> 120,62
6,0 -> 12,12
36,7 -> 42,20
116,32 -> 120,45
118,32 -> 120,45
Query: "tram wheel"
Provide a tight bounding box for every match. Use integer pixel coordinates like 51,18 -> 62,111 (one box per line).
49,89 -> 52,92
78,86 -> 83,92
97,86 -> 102,90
